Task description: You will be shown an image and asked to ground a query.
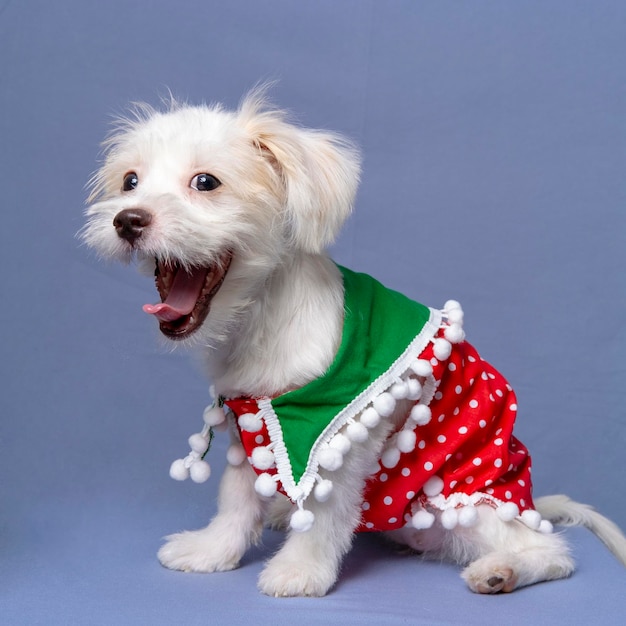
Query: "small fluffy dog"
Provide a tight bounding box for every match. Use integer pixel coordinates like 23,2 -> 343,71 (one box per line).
82,89 -> 626,597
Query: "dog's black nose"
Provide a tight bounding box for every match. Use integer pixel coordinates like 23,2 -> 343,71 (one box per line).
113,208 -> 152,244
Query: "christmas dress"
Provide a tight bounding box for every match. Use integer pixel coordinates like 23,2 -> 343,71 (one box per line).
177,267 -> 552,535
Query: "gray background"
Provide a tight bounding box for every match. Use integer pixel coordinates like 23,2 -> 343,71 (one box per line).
1,1 -> 625,624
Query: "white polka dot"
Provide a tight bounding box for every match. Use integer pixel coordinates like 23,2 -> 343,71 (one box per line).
506,384 -> 512,391
365,522 -> 374,529
434,391 -> 443,400
488,372 -> 495,379
509,403 -> 518,411
458,426 -> 468,435
479,420 -> 487,428
430,357 -> 439,366
388,517 -> 398,524
255,434 -> 265,444
424,461 -> 434,471
508,464 -> 515,472
448,362 -> 457,371
486,487 -> 494,495
455,385 -> 463,394
495,389 -> 503,397
437,435 -> 447,443
438,414 -> 445,422
418,440 -> 426,449
485,479 -> 493,486
494,438 -> 503,446
445,454 -> 452,461
469,399 -> 479,409
494,458 -> 503,468
401,467 -> 411,477
453,407 -> 460,416
380,473 -> 388,482
406,490 -> 416,499
468,355 -> 476,362
465,476 -> 474,484
472,457 -> 482,466
383,496 -> 393,505
489,394 -> 495,402
505,490 -> 512,499
481,372 -> 489,380
469,378 -> 475,385
518,479 -> 525,487
362,501 -> 370,511
520,499 -> 526,507
449,480 -> 457,489
496,428 -> 503,435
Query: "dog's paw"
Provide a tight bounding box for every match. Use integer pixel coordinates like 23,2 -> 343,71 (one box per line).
158,529 -> 243,573
258,556 -> 337,597
461,555 -> 519,594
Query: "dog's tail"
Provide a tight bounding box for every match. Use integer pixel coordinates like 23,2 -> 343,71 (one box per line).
535,494 -> 626,566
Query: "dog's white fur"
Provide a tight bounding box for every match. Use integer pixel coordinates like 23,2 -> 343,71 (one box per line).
83,89 -> 626,596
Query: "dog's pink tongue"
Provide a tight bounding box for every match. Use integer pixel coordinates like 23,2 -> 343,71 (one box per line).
143,267 -> 206,322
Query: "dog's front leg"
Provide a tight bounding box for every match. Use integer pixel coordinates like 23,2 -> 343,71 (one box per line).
158,460 -> 265,573
257,428 -> 387,598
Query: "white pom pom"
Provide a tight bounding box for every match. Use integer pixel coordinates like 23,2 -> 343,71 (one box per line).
203,405 -> 226,426
381,446 -> 401,469
410,359 -> 433,377
433,338 -> 452,361
406,377 -> 423,401
251,446 -> 275,470
290,508 -> 315,532
188,433 -> 209,454
396,430 -> 417,453
390,381 -> 409,400
458,506 -> 479,527
238,412 -> 262,433
226,444 -> 247,466
521,509 -> 542,530
329,433 -> 351,455
444,299 -> 461,313
444,324 -> 465,344
169,459 -> 189,481
411,509 -> 435,530
314,479 -> 334,502
360,407 -> 381,429
373,392 -> 396,417
254,473 -> 277,497
422,475 -> 444,497
441,508 -> 459,529
409,404 -> 432,426
496,502 -> 520,522
346,421 -> 369,443
539,519 -> 554,534
318,447 -> 343,471
190,460 -> 211,483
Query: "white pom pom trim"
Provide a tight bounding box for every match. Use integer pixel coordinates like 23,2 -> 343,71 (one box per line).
396,430 -> 417,453
422,475 -> 444,497
410,359 -> 433,377
381,446 -> 401,469
188,433 -> 209,454
251,446 -> 275,470
190,460 -> 211,483
496,502 -> 520,522
409,404 -> 432,426
458,506 -> 478,527
169,459 -> 190,481
238,412 -> 263,433
318,447 -> 344,471
254,473 -> 278,497
360,407 -> 381,429
346,421 -> 369,443
329,433 -> 351,455
433,338 -> 452,361
411,509 -> 435,529
373,392 -> 396,417
313,479 -> 334,502
203,405 -> 226,426
290,508 -> 315,533
441,508 -> 459,529
226,444 -> 247,466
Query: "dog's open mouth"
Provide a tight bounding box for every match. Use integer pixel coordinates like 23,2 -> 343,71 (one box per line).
142,252 -> 232,339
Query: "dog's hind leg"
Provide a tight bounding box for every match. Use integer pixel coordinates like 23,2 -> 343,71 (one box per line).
158,461 -> 266,573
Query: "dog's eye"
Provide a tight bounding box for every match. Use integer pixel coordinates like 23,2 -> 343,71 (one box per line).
190,173 -> 221,192
122,172 -> 138,192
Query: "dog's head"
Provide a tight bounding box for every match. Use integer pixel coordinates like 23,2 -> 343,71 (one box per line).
82,89 -> 360,344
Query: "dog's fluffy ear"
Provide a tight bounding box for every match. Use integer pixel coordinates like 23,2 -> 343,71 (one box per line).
238,91 -> 361,253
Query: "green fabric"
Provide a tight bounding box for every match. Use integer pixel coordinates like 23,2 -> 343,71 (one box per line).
271,266 -> 431,483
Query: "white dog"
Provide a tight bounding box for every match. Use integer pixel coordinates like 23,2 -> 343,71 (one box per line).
82,89 -> 626,597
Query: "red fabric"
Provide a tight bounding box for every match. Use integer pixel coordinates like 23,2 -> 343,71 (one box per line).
226,336 -> 534,533
359,338 -> 533,531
